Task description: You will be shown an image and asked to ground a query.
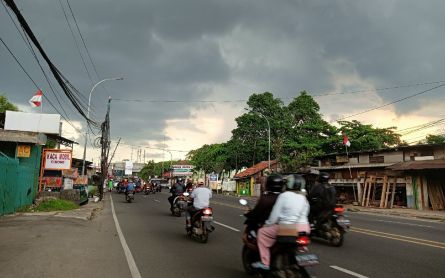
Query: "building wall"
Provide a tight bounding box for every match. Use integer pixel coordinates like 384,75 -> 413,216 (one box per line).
0,144 -> 42,215
380,151 -> 403,163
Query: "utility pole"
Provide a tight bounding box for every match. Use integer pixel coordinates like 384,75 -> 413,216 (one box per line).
99,97 -> 111,201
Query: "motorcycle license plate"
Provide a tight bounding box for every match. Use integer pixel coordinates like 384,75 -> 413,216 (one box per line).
336,217 -> 350,229
201,216 -> 213,221
295,254 -> 319,267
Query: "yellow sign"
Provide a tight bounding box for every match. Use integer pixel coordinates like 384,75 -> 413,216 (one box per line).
17,145 -> 31,158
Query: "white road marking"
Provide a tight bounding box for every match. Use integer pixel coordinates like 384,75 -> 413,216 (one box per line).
214,221 -> 241,232
154,199 -> 160,203
375,219 -> 434,228
110,195 -> 142,278
330,266 -> 369,278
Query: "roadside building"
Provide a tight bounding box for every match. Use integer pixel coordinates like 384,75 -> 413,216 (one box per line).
312,143 -> 445,210
234,160 -> 278,197
0,130 -> 46,215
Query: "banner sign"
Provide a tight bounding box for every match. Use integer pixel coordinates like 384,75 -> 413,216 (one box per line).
17,145 -> 31,158
44,150 -> 72,170
209,174 -> 218,182
172,165 -> 193,176
42,177 -> 63,187
73,175 -> 88,185
124,161 -> 133,175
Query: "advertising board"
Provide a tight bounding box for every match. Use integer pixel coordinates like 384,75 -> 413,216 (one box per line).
44,150 -> 72,170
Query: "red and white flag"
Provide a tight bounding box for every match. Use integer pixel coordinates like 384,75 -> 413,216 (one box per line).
29,90 -> 43,107
343,134 -> 351,147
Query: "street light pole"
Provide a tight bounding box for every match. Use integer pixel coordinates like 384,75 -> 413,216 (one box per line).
81,77 -> 123,175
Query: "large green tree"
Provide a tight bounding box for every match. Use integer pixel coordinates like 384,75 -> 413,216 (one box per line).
424,134 -> 445,144
0,95 -> 19,113
337,120 -> 401,151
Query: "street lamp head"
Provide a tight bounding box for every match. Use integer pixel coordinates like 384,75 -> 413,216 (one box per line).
115,77 -> 124,80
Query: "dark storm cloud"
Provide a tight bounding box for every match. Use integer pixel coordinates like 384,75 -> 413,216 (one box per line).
2,0 -> 445,150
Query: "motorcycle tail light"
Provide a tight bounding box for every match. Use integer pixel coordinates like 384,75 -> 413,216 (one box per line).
296,236 -> 310,246
203,208 -> 212,215
334,206 -> 345,213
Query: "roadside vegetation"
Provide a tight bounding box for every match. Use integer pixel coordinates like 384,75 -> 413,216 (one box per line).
17,199 -> 79,213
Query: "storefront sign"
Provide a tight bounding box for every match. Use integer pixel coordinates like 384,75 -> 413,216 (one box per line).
17,145 -> 31,158
44,150 -> 72,170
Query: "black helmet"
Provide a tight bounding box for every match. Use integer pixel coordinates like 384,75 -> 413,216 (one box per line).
285,174 -> 306,192
266,174 -> 284,193
319,172 -> 330,182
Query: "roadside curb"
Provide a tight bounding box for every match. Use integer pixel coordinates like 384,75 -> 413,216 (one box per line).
8,198 -> 105,221
346,207 -> 445,222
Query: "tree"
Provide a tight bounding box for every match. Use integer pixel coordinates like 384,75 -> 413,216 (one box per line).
425,134 -> 445,144
337,120 -> 401,152
0,95 -> 19,113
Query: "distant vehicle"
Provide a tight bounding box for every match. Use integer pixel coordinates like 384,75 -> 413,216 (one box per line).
150,178 -> 169,189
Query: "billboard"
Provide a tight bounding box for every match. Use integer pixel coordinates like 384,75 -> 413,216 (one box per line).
44,150 -> 72,170
4,111 -> 61,134
172,164 -> 193,176
124,161 -> 133,175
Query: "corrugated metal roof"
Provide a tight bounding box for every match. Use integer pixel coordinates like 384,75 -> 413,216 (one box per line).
313,163 -> 395,170
234,160 -> 277,179
388,159 -> 445,171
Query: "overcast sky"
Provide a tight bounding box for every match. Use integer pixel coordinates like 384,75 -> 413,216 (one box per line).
2,0 -> 445,164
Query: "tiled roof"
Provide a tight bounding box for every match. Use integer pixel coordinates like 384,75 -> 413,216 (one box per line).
234,160 -> 277,179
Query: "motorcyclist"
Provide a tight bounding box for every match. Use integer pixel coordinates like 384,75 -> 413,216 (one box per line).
252,174 -> 310,270
168,178 -> 185,209
309,172 -> 337,229
126,182 -> 135,195
244,174 -> 284,232
185,179 -> 212,231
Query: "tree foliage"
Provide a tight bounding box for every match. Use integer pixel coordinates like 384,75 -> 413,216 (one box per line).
425,134 -> 445,144
0,95 -> 19,113
188,91 -> 403,172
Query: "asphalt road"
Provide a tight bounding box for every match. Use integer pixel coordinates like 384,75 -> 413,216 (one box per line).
112,191 -> 445,278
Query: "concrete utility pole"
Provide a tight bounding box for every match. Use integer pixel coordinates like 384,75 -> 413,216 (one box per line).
82,77 -> 123,175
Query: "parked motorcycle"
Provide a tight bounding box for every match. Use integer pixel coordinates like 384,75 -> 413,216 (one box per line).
310,205 -> 350,247
171,193 -> 188,217
185,193 -> 215,243
240,199 -> 318,277
126,191 -> 135,203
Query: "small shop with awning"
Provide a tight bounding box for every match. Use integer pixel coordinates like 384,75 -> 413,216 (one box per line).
234,160 -> 278,197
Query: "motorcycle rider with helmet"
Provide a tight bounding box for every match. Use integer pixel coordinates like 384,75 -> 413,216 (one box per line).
185,179 -> 212,231
168,178 -> 185,210
252,174 -> 310,270
309,172 -> 337,229
244,174 -> 284,232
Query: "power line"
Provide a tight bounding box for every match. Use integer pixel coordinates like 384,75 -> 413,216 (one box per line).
3,0 -> 99,128
334,83 -> 445,122
112,80 -> 445,104
0,36 -> 84,134
58,0 -> 94,85
65,0 -> 102,82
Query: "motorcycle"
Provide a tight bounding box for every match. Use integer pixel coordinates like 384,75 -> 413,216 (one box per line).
171,193 -> 188,217
144,184 -> 156,195
126,191 -> 135,203
309,205 -> 350,247
185,192 -> 215,243
240,199 -> 318,277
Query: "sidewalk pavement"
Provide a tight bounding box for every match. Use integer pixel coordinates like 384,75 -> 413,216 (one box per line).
344,204 -> 445,221
10,197 -> 104,221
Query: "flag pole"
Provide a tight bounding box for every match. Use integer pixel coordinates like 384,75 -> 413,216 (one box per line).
345,144 -> 357,202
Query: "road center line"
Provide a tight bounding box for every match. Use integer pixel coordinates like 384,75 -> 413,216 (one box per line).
154,199 -> 160,203
330,266 -> 369,278
214,221 -> 241,232
110,195 -> 142,278
375,219 -> 434,228
352,227 -> 445,246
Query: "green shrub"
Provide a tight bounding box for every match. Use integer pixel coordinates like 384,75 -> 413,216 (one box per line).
35,199 -> 79,212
